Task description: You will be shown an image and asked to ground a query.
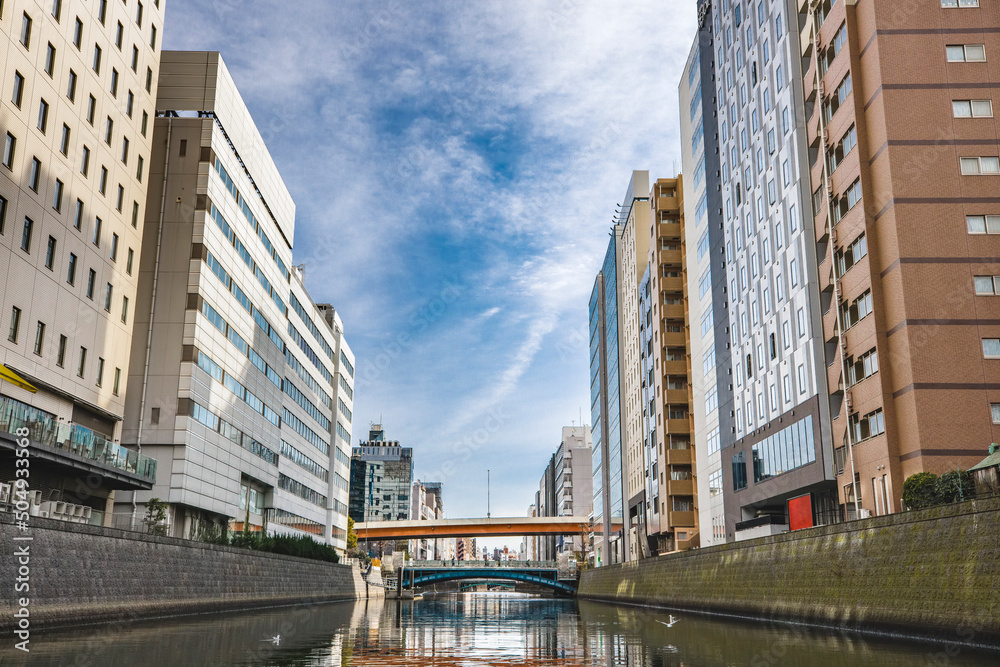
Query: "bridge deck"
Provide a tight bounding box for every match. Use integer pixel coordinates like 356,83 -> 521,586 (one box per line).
354,516 -> 590,540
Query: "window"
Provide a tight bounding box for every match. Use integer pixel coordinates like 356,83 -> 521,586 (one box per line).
74,199 -> 83,229
942,0 -> 979,6
73,18 -> 83,49
833,179 -> 863,223
126,91 -> 134,118
96,358 -> 105,387
132,201 -> 140,228
8,307 -> 22,343
104,284 -> 113,312
126,248 -> 134,275
67,253 -> 77,284
110,69 -> 119,97
44,43 -> 56,77
116,185 -> 124,211
797,307 -> 806,338
93,44 -> 102,74
98,0 -> 107,24
20,12 -> 32,49
3,133 -> 14,169
33,322 -> 45,355
960,156 -> 1000,175
87,95 -> 96,125
136,155 -> 144,182
733,452 -> 748,491
798,364 -> 807,393
52,0 -> 62,22
44,236 -> 56,269
841,290 -> 874,329
122,137 -> 129,164
974,275 -> 1000,295
968,215 -> 1000,234
823,74 -> 852,123
60,124 -> 71,155
100,166 -> 108,194
115,21 -> 124,49
12,71 -> 24,108
20,217 -> 32,252
836,233 -> 868,277
61,68 -> 75,102
850,409 -> 885,442
985,339 -> 1000,358
81,145 -> 91,175
137,2 -> 145,26
121,296 -> 129,324
947,44 -> 986,62
847,348 -> 879,386
57,335 -> 67,367
828,125 -> 857,173
37,99 -> 49,133
87,269 -> 96,299
141,111 -> 149,137
953,100 -> 993,118
112,368 -> 121,395
150,24 -> 157,51
77,347 -> 87,378
105,117 -> 114,144
146,67 -> 153,93
110,233 -> 120,262
93,217 -> 102,246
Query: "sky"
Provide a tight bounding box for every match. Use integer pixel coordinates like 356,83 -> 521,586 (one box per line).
163,0 -> 698,545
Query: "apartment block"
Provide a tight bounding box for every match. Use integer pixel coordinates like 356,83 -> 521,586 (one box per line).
800,0 -> 1000,517
645,176 -> 698,553
554,425 -> 593,557
0,0 -> 164,525
116,52 -> 355,550
679,3 -> 732,549
711,0 -> 839,540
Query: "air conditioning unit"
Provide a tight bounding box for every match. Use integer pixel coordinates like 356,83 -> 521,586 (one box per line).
0,483 -> 10,504
54,501 -> 67,516
830,228 -> 838,244
81,507 -> 92,522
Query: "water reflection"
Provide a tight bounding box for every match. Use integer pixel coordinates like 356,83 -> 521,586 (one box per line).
1,594 -> 996,666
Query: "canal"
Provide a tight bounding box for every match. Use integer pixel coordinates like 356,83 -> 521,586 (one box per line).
3,594 -> 997,666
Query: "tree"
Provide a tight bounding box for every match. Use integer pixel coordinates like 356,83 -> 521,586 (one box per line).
144,498 -> 169,536
935,469 -> 975,505
902,472 -> 940,510
347,517 -> 358,550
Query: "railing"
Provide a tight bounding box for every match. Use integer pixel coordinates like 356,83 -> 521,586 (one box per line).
0,395 -> 157,481
407,560 -> 558,569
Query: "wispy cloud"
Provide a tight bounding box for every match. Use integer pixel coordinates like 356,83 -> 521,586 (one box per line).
163,0 -> 697,521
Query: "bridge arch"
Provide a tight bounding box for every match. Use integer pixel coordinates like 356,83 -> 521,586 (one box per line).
404,569 -> 576,595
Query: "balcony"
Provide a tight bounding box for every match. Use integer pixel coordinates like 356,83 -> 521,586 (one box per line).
665,389 -> 688,405
0,395 -> 156,487
662,332 -> 686,346
659,222 -> 682,239
666,448 -> 693,465
662,360 -> 687,376
666,418 -> 691,434
661,304 -> 685,320
667,479 -> 694,496
659,277 -> 684,293
657,196 -> 680,213
658,249 -> 683,264
667,510 -> 696,528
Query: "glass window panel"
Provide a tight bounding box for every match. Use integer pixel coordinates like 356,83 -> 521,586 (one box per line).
982,157 -> 1000,173
972,100 -> 993,117
987,216 -> 1000,233
953,100 -> 972,117
984,339 -> 1000,357
975,276 -> 995,294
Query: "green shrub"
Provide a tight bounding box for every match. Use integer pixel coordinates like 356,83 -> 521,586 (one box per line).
902,472 -> 940,510
934,469 -> 975,505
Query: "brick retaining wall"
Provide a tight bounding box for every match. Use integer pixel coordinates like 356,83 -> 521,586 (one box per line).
578,496 -> 1000,647
0,513 -> 366,630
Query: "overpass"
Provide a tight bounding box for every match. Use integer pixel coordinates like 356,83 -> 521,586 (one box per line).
354,516 -> 591,540
396,560 -> 577,596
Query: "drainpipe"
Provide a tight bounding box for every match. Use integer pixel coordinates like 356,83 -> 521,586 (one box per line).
810,7 -> 861,519
132,118 -> 172,529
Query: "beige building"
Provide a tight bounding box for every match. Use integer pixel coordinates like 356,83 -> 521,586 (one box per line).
1,0 -> 164,524
116,52 -> 354,549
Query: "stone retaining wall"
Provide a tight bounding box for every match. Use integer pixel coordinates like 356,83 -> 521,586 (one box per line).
578,496 -> 1000,647
0,513 -> 366,630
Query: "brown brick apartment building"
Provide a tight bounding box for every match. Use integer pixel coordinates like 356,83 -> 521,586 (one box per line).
803,0 -> 1000,516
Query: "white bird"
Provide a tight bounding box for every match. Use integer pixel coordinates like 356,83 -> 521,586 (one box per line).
261,634 -> 281,645
657,615 -> 679,628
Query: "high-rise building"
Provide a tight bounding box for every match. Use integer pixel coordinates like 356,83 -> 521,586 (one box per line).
553,425 -> 593,557
617,170 -> 650,561
589,172 -> 646,566
711,0 -> 839,540
456,536 -> 476,561
679,2 -> 731,548
1,0 -> 165,525
800,0 -> 1000,516
116,52 -> 355,550
535,453 -> 556,560
410,479 -> 444,560
348,424 -> 412,523
645,177 -> 698,553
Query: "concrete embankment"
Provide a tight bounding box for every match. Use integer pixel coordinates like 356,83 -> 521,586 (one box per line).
0,513 -> 373,630
578,496 -> 1000,647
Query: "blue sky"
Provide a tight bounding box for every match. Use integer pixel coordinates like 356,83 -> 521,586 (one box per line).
163,0 -> 697,537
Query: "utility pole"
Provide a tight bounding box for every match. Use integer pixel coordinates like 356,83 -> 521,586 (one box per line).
487,469 -> 491,519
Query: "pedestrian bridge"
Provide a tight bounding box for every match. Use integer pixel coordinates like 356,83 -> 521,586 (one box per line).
354,516 -> 590,540
397,560 -> 577,595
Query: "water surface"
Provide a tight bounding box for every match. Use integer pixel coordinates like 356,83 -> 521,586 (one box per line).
2,593 -> 996,666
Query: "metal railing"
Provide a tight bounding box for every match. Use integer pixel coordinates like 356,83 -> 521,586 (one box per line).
406,560 -> 557,569
0,396 -> 157,481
